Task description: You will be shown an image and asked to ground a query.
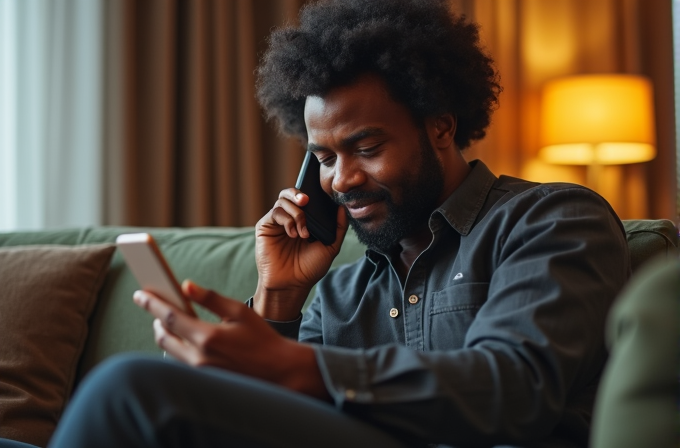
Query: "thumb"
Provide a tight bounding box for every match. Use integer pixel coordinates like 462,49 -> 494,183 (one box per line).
182,280 -> 247,321
330,205 -> 350,253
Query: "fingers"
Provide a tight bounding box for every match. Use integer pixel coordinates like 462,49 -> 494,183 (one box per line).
322,205 -> 349,253
182,280 -> 250,322
256,188 -> 310,240
278,187 -> 308,206
153,318 -> 195,364
134,290 -> 209,345
269,189 -> 310,239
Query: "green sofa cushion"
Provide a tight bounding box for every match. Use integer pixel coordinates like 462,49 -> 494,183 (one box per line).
622,219 -> 678,271
591,258 -> 680,448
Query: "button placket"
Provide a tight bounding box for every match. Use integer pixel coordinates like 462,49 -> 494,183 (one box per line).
402,261 -> 427,351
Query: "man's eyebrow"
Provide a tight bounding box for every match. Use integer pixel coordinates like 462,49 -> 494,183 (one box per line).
341,127 -> 386,148
307,127 -> 387,153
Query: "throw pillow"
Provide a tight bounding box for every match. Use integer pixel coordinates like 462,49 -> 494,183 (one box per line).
0,244 -> 115,447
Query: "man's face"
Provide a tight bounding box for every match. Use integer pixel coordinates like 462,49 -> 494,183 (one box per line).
304,74 -> 445,252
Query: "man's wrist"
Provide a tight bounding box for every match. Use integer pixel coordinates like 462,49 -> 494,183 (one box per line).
279,341 -> 332,401
252,286 -> 309,321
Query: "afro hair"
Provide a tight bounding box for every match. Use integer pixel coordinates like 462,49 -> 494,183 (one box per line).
256,0 -> 501,149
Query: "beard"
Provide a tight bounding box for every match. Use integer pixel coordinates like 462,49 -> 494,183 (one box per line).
333,132 -> 445,253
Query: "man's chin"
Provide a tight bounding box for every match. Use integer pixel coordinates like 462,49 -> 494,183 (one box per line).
348,219 -> 400,253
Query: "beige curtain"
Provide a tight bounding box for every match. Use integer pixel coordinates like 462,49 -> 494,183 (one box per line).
103,0 -> 676,227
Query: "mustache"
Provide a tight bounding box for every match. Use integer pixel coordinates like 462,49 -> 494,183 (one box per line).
332,189 -> 389,205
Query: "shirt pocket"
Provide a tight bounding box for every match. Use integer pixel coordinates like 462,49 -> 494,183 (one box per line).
429,282 -> 489,350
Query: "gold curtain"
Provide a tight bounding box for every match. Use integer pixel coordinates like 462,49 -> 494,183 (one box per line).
103,0 -> 676,226
455,0 -> 676,220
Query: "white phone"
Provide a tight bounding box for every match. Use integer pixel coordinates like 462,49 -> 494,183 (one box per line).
116,233 -> 194,314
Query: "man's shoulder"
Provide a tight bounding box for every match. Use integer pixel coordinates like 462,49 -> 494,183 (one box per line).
477,176 -> 625,242
492,176 -> 614,211
495,175 -> 592,196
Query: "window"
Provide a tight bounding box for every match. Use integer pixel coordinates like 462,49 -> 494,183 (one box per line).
0,0 -> 105,231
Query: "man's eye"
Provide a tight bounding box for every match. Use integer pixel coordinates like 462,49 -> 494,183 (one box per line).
357,145 -> 379,155
319,156 -> 336,166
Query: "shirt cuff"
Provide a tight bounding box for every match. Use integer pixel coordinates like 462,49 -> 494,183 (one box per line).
245,297 -> 302,339
313,345 -> 373,408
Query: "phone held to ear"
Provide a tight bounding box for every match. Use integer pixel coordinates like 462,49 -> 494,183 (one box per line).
116,233 -> 194,314
295,151 -> 338,245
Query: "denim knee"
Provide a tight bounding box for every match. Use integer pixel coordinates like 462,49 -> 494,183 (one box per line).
74,353 -> 166,400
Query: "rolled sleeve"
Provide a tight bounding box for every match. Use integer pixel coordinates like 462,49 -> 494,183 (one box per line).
314,345 -> 373,406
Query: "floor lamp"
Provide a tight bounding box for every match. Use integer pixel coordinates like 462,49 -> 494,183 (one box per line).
538,74 -> 657,197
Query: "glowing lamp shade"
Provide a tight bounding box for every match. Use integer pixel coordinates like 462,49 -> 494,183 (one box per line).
539,75 -> 656,165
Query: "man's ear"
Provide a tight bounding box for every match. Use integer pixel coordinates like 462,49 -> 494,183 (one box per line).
426,114 -> 456,150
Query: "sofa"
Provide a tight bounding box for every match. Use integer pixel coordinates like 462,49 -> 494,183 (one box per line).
0,219 -> 677,447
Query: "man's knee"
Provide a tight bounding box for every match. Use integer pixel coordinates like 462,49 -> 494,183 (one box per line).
74,353 -> 168,407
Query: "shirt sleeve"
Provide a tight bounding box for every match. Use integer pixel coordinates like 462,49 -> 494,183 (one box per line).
245,297 -> 302,339
309,187 -> 631,446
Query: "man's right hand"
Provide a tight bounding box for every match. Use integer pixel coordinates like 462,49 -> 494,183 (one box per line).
253,188 -> 348,321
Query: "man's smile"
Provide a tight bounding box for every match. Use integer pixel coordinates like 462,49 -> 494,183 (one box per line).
343,198 -> 382,220
333,189 -> 389,221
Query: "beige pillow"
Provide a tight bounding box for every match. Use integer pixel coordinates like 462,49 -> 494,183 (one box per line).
0,244 -> 115,447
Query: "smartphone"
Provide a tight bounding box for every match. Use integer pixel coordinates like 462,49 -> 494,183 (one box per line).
295,151 -> 338,245
116,233 -> 194,314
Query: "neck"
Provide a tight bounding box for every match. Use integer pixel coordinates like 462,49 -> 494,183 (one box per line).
438,149 -> 471,204
392,223 -> 433,281
393,153 -> 471,278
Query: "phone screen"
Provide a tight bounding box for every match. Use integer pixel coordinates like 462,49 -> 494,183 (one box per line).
295,151 -> 338,245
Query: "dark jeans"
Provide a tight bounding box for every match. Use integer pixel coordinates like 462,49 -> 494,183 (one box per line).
47,353 -> 407,448
0,440 -> 38,448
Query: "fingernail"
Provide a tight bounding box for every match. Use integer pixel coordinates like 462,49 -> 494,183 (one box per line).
182,279 -> 193,294
295,193 -> 304,202
133,290 -> 146,306
301,226 -> 309,238
184,280 -> 204,298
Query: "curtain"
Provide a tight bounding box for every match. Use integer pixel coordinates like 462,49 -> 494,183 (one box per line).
104,0 -> 306,227
0,0 -> 105,231
455,0 -> 676,220
104,0 -> 676,227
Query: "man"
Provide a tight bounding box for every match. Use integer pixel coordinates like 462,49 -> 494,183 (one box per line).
47,0 -> 630,447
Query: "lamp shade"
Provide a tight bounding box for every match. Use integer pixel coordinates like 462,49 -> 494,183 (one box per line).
539,74 -> 656,165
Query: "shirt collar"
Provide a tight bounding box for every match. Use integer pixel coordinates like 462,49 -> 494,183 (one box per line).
364,159 -> 497,263
434,159 -> 496,236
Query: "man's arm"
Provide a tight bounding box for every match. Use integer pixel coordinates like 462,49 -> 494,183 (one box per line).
251,188 -> 349,321
131,187 -> 347,400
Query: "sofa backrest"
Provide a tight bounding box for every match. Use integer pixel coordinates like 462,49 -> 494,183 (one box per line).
0,219 -> 677,383
621,219 -> 679,271
0,226 -> 366,381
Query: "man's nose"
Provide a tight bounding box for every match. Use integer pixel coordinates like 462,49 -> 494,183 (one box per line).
331,156 -> 365,194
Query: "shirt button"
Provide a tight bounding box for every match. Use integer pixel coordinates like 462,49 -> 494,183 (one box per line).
345,389 -> 356,400
408,294 -> 419,305
389,308 -> 399,318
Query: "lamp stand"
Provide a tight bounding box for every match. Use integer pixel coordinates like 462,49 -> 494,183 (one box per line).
586,162 -> 602,193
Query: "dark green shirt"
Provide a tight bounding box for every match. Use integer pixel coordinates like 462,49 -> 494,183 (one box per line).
289,160 -> 630,447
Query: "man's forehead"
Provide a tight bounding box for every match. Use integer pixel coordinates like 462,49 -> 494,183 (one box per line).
305,75 -> 393,113
303,77 -> 401,133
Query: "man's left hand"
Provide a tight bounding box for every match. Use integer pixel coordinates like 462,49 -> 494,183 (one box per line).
133,280 -> 330,400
